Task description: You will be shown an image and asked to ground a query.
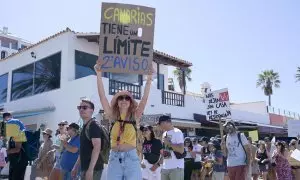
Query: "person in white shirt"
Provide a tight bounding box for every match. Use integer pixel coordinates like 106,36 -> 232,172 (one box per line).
158,115 -> 184,180
221,120 -> 251,180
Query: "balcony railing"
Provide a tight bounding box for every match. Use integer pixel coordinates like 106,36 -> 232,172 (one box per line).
162,91 -> 184,107
109,79 -> 141,99
267,106 -> 300,120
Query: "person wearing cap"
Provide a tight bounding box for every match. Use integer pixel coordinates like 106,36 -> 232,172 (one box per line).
140,124 -> 163,180
50,120 -> 69,180
221,120 -> 250,180
32,128 -> 55,180
158,115 -> 185,180
60,123 -> 80,180
94,60 -> 153,180
3,112 -> 28,180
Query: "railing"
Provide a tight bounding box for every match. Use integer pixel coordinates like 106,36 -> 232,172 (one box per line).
109,79 -> 141,99
162,91 -> 185,107
267,106 -> 300,120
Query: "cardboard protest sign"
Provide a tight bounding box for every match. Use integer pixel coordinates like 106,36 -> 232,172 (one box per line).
248,130 -> 259,141
99,3 -> 156,74
205,88 -> 231,121
288,119 -> 300,137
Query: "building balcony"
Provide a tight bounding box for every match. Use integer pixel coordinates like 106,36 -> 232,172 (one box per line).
109,79 -> 141,100
161,90 -> 185,107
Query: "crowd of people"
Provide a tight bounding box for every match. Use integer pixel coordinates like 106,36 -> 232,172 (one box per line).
1,61 -> 300,180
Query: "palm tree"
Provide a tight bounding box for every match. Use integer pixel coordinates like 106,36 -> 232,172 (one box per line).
256,70 -> 281,106
173,67 -> 192,92
296,67 -> 300,82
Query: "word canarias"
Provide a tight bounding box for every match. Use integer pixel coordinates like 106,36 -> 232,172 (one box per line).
104,7 -> 153,26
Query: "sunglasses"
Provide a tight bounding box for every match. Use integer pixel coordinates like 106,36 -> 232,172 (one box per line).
117,96 -> 131,101
42,132 -> 47,135
58,124 -> 66,126
77,105 -> 90,110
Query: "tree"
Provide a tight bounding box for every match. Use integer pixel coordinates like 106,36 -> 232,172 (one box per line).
173,67 -> 192,92
256,70 -> 281,106
296,67 -> 300,82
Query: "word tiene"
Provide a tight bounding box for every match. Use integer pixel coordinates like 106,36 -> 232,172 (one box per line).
102,23 -> 138,36
103,6 -> 153,26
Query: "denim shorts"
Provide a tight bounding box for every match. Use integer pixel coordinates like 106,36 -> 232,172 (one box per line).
107,149 -> 142,180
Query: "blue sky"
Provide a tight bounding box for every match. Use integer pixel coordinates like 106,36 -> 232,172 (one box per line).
2,0 -> 300,113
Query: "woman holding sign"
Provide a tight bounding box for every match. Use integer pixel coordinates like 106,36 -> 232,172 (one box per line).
94,60 -> 153,180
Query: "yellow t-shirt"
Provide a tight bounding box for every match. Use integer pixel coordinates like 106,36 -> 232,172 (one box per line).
110,114 -> 136,148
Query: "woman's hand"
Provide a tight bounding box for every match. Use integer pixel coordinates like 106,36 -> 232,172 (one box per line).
94,60 -> 103,74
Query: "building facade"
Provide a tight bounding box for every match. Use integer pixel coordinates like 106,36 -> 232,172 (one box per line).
0,28 -> 295,138
0,27 -> 31,60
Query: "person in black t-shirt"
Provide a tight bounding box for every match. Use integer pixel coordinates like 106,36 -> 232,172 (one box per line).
140,125 -> 163,180
72,98 -> 104,180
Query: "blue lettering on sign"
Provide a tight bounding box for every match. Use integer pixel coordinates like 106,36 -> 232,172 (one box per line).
133,58 -> 140,71
141,59 -> 148,70
113,56 -> 121,68
120,56 -> 127,69
102,55 -> 112,69
101,55 -> 149,72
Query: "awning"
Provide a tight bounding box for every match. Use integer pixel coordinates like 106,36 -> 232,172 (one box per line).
141,114 -> 201,128
172,119 -> 201,128
0,106 -> 55,120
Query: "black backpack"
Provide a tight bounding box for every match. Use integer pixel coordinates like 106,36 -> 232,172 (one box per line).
85,118 -> 110,164
224,132 -> 248,164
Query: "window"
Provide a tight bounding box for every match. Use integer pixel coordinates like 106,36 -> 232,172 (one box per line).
11,42 -> 18,50
1,51 -> 6,59
109,73 -> 140,85
75,50 -> 97,79
158,74 -> 164,90
21,45 -> 27,49
0,73 -> 8,104
75,50 -> 141,84
11,52 -> 61,101
34,52 -> 61,94
11,63 -> 34,101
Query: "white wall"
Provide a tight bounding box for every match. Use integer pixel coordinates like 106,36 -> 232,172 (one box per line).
231,101 -> 268,115
0,31 -> 272,131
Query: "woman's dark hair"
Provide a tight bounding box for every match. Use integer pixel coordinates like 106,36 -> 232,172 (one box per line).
143,126 -> 155,141
276,141 -> 285,154
55,129 -> 60,136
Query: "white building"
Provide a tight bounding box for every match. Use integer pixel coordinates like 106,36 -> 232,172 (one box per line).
0,27 -> 31,60
0,28 -> 277,137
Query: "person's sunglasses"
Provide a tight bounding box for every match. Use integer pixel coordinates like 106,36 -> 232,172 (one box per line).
117,96 -> 131,101
77,105 -> 90,110
58,124 -> 65,126
42,132 -> 47,135
143,128 -> 149,132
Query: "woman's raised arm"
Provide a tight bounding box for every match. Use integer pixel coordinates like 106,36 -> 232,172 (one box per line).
94,60 -> 112,118
135,69 -> 153,121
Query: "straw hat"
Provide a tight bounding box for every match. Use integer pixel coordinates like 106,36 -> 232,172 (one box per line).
110,90 -> 138,109
42,128 -> 53,137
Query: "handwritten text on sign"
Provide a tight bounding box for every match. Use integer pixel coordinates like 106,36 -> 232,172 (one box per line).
205,88 -> 231,121
99,3 -> 155,74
